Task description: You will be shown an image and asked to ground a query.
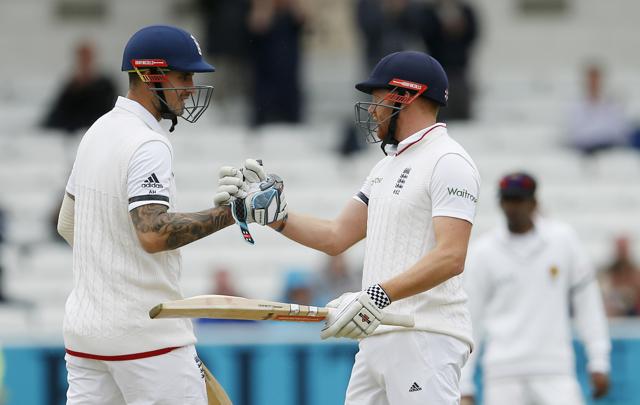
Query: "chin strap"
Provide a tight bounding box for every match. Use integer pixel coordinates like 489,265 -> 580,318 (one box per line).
153,82 -> 178,132
380,101 -> 402,156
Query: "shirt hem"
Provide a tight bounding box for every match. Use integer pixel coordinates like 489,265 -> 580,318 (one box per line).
432,209 -> 474,223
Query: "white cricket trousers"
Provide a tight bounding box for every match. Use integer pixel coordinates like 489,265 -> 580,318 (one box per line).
345,331 -> 470,405
65,345 -> 207,405
484,374 -> 585,405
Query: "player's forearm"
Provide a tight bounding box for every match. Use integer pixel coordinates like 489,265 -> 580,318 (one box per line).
274,212 -> 347,256
380,245 -> 466,302
131,205 -> 235,252
572,280 -> 612,372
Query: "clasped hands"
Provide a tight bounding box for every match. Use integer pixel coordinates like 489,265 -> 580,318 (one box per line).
214,159 -> 287,226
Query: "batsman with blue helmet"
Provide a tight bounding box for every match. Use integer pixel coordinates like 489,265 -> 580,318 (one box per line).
57,25 -> 240,404
222,50 -> 482,404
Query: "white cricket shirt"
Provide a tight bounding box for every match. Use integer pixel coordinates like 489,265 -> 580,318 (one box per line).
460,218 -> 611,395
355,123 -> 480,347
63,97 -> 196,356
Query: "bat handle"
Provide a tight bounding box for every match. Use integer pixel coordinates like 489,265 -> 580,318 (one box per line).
380,312 -> 415,328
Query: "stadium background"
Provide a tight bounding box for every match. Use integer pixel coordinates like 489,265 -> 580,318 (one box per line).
1,0 -> 640,404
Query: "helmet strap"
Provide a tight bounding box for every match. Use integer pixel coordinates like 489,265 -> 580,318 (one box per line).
153,82 -> 178,132
380,101 -> 402,156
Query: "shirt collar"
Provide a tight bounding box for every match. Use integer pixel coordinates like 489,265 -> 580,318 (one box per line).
389,123 -> 447,156
114,96 -> 166,135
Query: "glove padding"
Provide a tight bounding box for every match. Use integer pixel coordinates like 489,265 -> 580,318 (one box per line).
320,291 -> 384,340
232,174 -> 287,225
214,166 -> 247,207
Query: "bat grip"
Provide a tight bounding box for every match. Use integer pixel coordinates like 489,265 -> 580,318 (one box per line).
380,312 -> 415,328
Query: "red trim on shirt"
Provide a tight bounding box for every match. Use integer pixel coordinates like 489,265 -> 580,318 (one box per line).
66,346 -> 180,361
395,123 -> 446,156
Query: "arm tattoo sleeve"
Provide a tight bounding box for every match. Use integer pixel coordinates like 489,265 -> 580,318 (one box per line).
130,204 -> 235,250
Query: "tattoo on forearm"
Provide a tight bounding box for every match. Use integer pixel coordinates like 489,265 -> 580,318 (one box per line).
131,204 -> 234,250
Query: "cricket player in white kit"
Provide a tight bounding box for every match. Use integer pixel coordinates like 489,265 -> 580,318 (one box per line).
226,51 -> 481,404
56,25 -> 251,404
460,173 -> 611,405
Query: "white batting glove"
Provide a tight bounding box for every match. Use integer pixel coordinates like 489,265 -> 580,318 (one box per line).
320,284 -> 392,340
241,158 -> 267,185
214,166 -> 247,207
232,174 -> 287,225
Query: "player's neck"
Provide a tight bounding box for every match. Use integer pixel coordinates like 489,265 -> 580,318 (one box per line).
127,89 -> 162,121
508,221 -> 534,235
394,115 -> 438,143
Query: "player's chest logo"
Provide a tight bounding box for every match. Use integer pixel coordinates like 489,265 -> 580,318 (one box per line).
393,167 -> 412,195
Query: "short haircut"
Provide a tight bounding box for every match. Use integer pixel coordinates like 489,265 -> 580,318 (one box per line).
128,72 -> 140,87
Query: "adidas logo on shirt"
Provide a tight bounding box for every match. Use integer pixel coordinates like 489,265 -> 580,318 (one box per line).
141,173 -> 164,189
409,382 -> 422,392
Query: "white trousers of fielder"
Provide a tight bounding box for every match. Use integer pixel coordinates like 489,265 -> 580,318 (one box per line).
484,374 -> 584,405
66,345 -> 207,405
345,331 -> 470,405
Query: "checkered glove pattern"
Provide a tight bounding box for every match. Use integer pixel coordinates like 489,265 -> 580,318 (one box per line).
320,287 -> 388,340
366,284 -> 391,309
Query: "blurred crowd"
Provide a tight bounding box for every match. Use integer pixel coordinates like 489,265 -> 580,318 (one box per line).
203,254 -> 362,311
197,0 -> 479,127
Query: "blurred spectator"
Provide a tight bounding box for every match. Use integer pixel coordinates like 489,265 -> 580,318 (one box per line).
198,267 -> 247,325
420,0 -> 479,121
312,254 -> 361,307
337,117 -> 366,157
567,63 -> 630,155
198,0 -> 251,108
248,0 -> 306,126
355,0 -> 416,72
210,267 -> 240,296
461,172 -> 610,405
282,269 -> 313,305
599,236 -> 640,317
41,41 -> 117,134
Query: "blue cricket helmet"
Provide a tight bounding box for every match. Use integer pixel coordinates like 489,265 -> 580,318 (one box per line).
121,25 -> 215,73
355,51 -> 448,106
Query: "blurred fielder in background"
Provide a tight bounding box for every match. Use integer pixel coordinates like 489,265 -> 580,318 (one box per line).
56,25 -> 241,404
460,172 -> 611,405
226,50 -> 481,404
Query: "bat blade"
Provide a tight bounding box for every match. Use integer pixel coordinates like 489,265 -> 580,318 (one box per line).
149,295 -> 328,322
202,363 -> 232,405
150,295 -> 415,327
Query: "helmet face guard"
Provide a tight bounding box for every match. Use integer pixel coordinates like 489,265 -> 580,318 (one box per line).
354,78 -> 427,144
354,101 -> 402,144
131,59 -> 213,124
148,85 -> 213,123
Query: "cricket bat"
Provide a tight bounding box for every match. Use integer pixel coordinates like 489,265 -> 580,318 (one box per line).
202,363 -> 232,405
149,295 -> 414,327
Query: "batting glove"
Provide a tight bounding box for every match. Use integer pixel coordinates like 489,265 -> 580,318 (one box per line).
232,174 -> 287,226
214,166 -> 248,207
320,284 -> 391,340
241,158 -> 267,185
